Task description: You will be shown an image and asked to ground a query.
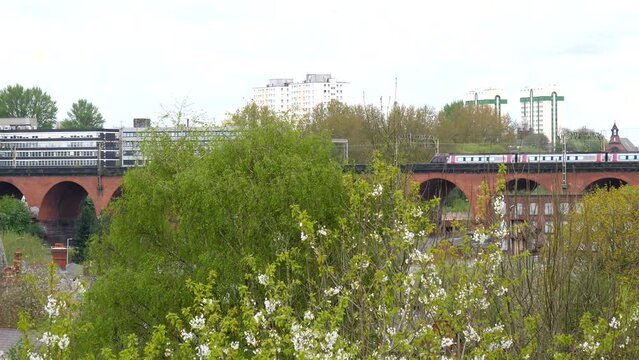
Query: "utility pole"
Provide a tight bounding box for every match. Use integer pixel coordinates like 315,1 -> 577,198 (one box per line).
561,133 -> 567,192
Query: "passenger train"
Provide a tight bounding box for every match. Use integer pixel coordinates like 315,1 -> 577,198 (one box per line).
431,152 -> 639,164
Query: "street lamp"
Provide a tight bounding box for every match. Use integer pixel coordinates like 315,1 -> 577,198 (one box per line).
66,238 -> 72,267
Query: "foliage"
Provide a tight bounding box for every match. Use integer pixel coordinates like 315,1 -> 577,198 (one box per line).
60,99 -> 105,129
0,266 -> 50,328
0,84 -> 58,129
79,107 -> 347,351
0,196 -> 40,235
12,108 -> 639,358
435,101 -> 516,147
71,198 -> 98,263
564,185 -> 639,281
563,127 -> 605,152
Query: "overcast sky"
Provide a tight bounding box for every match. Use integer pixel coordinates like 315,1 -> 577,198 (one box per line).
1,0 -> 638,142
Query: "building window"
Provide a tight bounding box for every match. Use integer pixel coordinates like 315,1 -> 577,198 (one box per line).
516,203 -> 524,216
560,203 -> 570,215
545,221 -> 554,233
544,203 -> 553,215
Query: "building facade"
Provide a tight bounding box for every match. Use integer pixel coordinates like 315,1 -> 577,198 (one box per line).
463,89 -> 508,118
252,73 -> 349,116
520,86 -> 564,148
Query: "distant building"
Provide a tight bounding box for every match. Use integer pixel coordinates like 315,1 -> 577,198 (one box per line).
252,73 -> 349,116
606,123 -> 637,152
463,89 -> 508,118
520,85 -> 564,148
0,118 -> 37,130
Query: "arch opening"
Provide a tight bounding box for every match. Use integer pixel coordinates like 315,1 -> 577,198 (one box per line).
0,182 -> 24,199
39,181 -> 92,244
420,179 -> 470,230
506,178 -> 548,195
584,178 -> 628,193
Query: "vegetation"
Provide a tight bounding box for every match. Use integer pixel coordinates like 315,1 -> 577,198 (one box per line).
7,106 -> 639,359
0,196 -> 41,235
0,84 -> 58,129
71,198 -> 99,263
60,99 -> 105,129
1,231 -> 51,264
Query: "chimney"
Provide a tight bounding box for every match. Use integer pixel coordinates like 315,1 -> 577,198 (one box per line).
13,248 -> 22,273
51,243 -> 67,270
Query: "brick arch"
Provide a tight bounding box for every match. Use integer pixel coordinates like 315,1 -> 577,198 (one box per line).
582,177 -> 629,193
106,185 -> 123,210
419,178 -> 468,203
0,181 -> 24,199
39,181 -> 92,221
505,178 -> 548,194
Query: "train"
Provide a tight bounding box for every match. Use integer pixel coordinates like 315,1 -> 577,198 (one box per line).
431,152 -> 639,164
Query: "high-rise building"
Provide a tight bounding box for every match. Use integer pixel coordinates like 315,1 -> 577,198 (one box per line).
520,85 -> 564,147
252,73 -> 349,116
463,89 -> 508,118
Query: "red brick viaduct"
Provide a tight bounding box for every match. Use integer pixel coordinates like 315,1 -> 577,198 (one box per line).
0,164 -> 636,243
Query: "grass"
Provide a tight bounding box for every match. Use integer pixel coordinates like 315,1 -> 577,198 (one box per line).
1,231 -> 51,264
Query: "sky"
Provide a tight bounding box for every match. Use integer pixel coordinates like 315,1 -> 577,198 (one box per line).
1,0 -> 638,143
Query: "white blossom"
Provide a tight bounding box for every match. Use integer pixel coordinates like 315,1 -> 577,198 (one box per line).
44,295 -> 60,318
463,325 -> 481,342
300,231 -> 308,242
180,329 -> 194,342
196,343 -> 211,359
324,286 -> 342,297
190,314 -> 206,330
610,316 -> 620,329
245,331 -> 257,347
441,337 -> 454,348
264,298 -> 279,314
493,196 -> 506,217
58,334 -> 70,350
257,273 -> 269,286
28,352 -> 43,360
230,341 -> 239,350
371,184 -> 383,197
304,310 -> 315,321
317,226 -> 328,237
472,230 -> 489,245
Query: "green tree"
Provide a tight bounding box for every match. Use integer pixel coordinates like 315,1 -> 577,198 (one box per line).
72,198 -> 99,262
80,106 -> 348,350
0,84 -> 58,129
564,127 -> 605,152
436,101 -> 516,153
0,196 -> 35,234
60,99 -> 105,129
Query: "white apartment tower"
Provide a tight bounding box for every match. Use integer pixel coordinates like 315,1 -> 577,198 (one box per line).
252,73 -> 349,116
520,85 -> 564,147
463,89 -> 508,117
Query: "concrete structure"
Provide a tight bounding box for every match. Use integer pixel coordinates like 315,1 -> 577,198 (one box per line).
0,118 -> 37,130
520,85 -> 564,148
252,73 -> 349,116
463,89 -> 508,118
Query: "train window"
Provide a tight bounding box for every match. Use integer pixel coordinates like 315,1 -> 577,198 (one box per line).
635,156 -> 638,160
542,156 -> 546,160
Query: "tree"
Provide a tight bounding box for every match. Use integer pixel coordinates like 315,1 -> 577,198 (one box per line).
436,102 -> 516,153
60,99 -> 105,129
0,84 -> 58,129
72,198 -> 99,262
0,196 -> 34,233
563,127 -> 604,152
80,106 -> 348,350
